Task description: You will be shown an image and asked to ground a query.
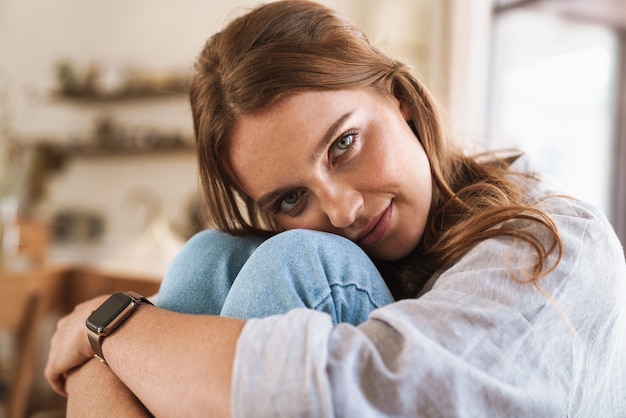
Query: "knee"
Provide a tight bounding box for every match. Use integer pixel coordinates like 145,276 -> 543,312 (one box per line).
179,229 -> 229,257
230,230 -> 391,324
252,229 -> 371,267
258,229 -> 355,253
163,229 -> 264,288
184,229 -> 265,258
188,229 -> 246,250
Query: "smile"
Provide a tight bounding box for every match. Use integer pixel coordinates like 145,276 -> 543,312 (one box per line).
356,203 -> 393,247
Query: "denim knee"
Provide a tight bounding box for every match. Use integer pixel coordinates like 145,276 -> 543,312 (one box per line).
158,229 -> 265,314
221,230 -> 394,324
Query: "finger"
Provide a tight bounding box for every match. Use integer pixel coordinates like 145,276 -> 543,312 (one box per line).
47,372 -> 68,397
44,295 -> 110,395
44,346 -> 67,397
44,316 -> 82,389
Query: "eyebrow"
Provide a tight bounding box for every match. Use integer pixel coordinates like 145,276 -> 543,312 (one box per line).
257,111 -> 353,210
311,111 -> 353,164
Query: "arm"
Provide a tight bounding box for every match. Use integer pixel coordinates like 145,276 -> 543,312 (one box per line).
45,296 -> 245,417
65,358 -> 151,417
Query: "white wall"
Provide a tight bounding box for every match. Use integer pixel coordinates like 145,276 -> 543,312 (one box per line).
0,0 -> 489,275
0,0 -> 461,141
0,0 -> 258,140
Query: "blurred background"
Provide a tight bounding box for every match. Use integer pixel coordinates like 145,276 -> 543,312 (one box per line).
0,0 -> 624,416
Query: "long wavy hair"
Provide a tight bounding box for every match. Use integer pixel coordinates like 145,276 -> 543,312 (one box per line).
190,0 -> 562,298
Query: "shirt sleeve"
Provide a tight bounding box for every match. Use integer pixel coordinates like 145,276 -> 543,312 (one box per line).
232,297 -> 566,417
231,193 -> 626,417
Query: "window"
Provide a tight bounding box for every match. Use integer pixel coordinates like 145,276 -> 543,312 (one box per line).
488,9 -> 619,218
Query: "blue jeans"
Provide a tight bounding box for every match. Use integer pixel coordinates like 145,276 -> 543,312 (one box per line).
157,229 -> 395,325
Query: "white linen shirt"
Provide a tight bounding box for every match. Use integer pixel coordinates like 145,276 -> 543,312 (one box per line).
232,156 -> 626,417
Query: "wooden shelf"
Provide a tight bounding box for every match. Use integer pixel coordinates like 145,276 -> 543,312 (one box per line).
63,144 -> 195,158
52,89 -> 188,104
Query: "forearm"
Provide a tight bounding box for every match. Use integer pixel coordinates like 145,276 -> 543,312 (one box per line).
66,358 -> 152,417
101,305 -> 245,417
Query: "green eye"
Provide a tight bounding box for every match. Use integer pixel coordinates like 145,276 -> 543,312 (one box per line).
284,192 -> 299,205
277,191 -> 302,213
337,135 -> 352,150
331,133 -> 354,160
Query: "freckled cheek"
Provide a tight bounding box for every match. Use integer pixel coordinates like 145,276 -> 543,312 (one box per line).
355,147 -> 391,181
363,159 -> 402,189
363,139 -> 412,185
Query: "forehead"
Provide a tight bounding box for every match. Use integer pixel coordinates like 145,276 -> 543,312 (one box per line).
227,90 -> 360,191
226,88 -> 396,201
234,89 -> 356,137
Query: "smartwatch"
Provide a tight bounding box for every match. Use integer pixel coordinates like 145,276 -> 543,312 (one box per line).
86,291 -> 153,363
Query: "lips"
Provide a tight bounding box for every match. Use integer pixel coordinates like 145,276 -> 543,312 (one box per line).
356,203 -> 393,247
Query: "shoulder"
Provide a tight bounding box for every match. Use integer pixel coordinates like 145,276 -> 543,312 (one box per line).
425,155 -> 625,311
507,153 -> 620,258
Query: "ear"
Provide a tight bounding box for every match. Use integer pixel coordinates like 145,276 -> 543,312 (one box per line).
399,100 -> 412,121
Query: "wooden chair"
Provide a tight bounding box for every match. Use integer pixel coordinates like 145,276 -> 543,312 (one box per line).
0,267 -> 66,418
0,266 -> 161,418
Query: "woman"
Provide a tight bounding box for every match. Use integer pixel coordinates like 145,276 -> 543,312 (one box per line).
45,1 -> 626,417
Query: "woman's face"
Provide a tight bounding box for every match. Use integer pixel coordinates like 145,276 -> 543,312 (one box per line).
227,88 -> 432,261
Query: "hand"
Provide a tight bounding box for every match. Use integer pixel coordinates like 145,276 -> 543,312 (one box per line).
44,294 -> 110,396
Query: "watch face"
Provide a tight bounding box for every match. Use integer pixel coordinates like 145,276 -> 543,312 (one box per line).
86,292 -> 133,334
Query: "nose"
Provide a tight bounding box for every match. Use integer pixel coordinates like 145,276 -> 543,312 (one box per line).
316,181 -> 363,229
